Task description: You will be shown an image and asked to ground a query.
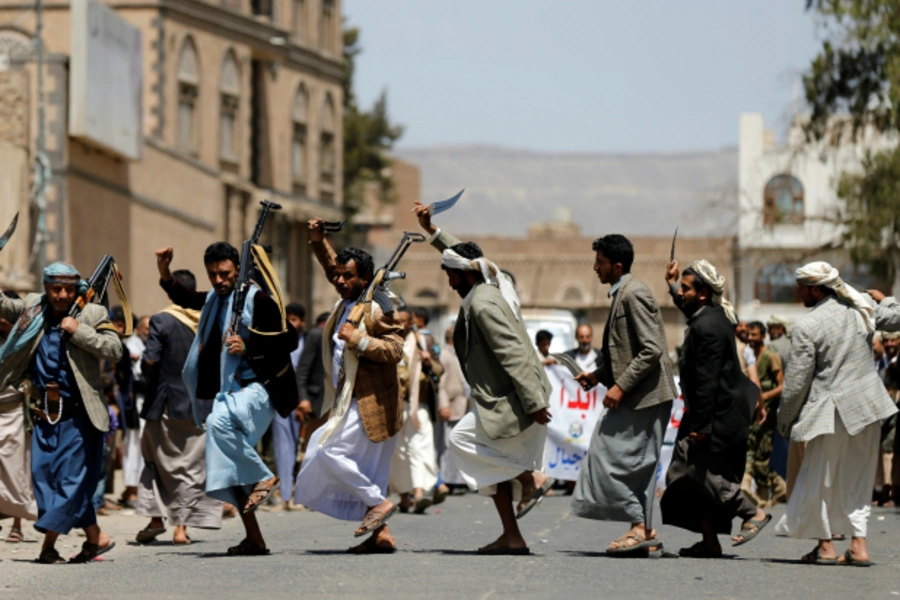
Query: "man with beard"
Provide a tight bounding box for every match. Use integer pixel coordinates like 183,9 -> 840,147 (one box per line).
156,243 -> 291,556
0,263 -> 122,563
766,316 -> 792,370
743,321 -> 786,508
566,324 -> 601,371
660,259 -> 769,558
293,219 -> 405,554
775,262 -> 897,565
414,202 -> 553,555
571,234 -> 676,556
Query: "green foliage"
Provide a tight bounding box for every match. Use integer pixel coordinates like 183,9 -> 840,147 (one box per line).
804,0 -> 900,283
342,25 -> 404,218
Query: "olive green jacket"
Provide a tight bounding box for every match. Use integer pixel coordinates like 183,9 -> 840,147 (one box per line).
432,229 -> 551,439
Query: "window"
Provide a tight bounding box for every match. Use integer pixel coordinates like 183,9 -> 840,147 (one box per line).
562,286 -> 584,303
251,0 -> 273,19
320,93 -> 336,187
292,84 -> 308,194
755,263 -> 801,304
763,174 -> 804,225
293,0 -> 305,43
177,37 -> 200,152
219,51 -> 240,162
319,0 -> 335,53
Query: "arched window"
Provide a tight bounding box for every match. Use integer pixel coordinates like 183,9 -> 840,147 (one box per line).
177,37 -> 200,152
219,50 -> 240,162
562,286 -> 584,304
320,93 -> 336,187
0,29 -> 31,59
319,0 -> 335,53
293,0 -> 305,43
292,84 -> 308,194
755,263 -> 801,304
763,174 -> 804,225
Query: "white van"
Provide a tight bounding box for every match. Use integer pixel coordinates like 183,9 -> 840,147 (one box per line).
434,308 -> 578,354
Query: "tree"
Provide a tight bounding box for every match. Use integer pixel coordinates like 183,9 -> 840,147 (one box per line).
803,0 -> 900,287
341,25 -> 404,219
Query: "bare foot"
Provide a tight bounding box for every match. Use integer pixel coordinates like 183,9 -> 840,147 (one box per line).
173,526 -> 190,545
348,524 -> 396,553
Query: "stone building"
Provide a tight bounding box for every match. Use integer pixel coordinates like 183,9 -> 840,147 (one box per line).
358,161 -> 734,350
0,0 -> 343,317
735,113 -> 895,323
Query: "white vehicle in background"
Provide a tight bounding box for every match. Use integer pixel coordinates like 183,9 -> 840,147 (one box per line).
521,309 -> 578,354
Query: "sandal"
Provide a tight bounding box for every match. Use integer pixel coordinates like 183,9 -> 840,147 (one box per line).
242,477 -> 280,514
516,476 -> 555,520
413,496 -> 433,514
838,549 -> 872,567
477,537 -> 530,556
226,539 -> 270,556
678,541 -> 722,559
607,532 -> 662,555
136,527 -> 167,544
35,548 -> 66,564
347,536 -> 396,554
5,528 -> 24,543
69,541 -> 102,564
732,513 -> 772,546
799,545 -> 838,565
354,504 -> 398,538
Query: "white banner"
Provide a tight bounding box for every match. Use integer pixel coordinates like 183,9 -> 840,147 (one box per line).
543,364 -> 607,481
656,376 -> 683,490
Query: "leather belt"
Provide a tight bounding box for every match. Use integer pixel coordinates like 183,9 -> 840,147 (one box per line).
31,383 -> 83,424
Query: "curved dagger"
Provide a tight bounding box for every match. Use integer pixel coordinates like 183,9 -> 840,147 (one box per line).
428,189 -> 464,217
0,212 -> 18,252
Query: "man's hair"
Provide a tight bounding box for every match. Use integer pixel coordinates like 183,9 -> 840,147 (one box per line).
443,242 -> 485,282
315,312 -> 330,326
172,269 -> 196,293
335,247 -> 374,280
444,325 -> 454,343
412,306 -> 430,325
748,321 -> 766,334
110,305 -> 126,323
592,234 -> 634,274
535,330 -> 553,345
286,302 -> 306,319
683,267 -> 714,302
2,290 -> 20,300
204,242 -> 240,267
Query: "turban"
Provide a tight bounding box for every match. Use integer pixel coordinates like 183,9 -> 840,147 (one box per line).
442,249 -> 521,319
43,262 -> 88,294
795,261 -> 876,333
882,331 -> 900,341
766,314 -> 792,336
687,259 -> 736,324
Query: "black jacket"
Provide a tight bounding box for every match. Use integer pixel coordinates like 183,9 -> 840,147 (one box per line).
296,326 -> 326,418
678,305 -> 757,452
140,312 -> 201,422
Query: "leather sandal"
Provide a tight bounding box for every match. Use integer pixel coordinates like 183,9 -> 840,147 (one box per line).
35,548 -> 66,564
242,477 -> 280,514
69,541 -> 102,564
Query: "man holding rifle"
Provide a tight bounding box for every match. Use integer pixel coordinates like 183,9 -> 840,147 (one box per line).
156,241 -> 293,556
293,218 -> 405,554
0,262 -> 122,564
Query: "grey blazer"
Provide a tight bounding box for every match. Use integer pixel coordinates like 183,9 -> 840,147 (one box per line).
594,276 -> 677,411
432,230 -> 551,440
777,296 -> 898,442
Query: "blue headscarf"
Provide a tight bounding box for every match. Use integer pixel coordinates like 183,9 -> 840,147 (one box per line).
0,262 -> 87,363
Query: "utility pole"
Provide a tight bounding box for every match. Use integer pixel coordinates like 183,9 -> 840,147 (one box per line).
30,0 -> 50,273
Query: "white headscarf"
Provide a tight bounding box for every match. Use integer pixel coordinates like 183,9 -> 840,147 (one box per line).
687,259 -> 737,324
442,249 -> 521,320
795,261 -> 876,333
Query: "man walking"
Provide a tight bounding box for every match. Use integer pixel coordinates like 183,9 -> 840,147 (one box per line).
270,302 -> 306,509
775,262 -> 897,566
293,219 -> 405,554
660,259 -> 769,558
415,202 -> 553,555
0,263 -> 122,563
571,234 -> 677,555
135,269 -> 222,545
156,243 -> 291,556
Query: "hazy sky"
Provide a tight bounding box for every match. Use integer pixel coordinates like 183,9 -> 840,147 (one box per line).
343,0 -> 823,153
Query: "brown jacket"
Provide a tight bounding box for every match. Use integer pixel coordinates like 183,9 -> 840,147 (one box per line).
312,239 -> 404,443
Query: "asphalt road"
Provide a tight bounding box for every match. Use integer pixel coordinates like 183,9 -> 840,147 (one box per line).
1,493 -> 898,600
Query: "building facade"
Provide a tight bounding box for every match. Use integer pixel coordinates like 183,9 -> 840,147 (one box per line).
0,0 -> 343,317
735,113 -> 895,323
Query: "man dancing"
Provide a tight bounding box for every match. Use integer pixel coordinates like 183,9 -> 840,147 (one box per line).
156,243 -> 290,556
660,259 -> 769,558
571,234 -> 677,556
414,202 -> 553,556
0,263 -> 122,563
775,262 -> 897,565
294,219 -> 405,554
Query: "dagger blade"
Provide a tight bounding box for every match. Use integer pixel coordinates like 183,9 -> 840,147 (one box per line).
0,212 -> 19,252
669,227 -> 678,263
427,189 -> 465,217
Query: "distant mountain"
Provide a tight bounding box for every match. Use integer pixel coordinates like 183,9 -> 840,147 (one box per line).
393,145 -> 738,238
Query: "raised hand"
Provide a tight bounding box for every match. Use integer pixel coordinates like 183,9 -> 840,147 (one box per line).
156,247 -> 174,281
412,202 -> 437,235
308,218 -> 326,243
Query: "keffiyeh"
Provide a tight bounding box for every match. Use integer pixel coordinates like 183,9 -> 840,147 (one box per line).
687,259 -> 737,324
795,261 -> 876,333
442,249 -> 521,320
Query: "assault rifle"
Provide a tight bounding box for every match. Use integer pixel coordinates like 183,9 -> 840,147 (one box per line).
230,200 -> 281,334
64,255 -> 132,337
346,231 -> 427,327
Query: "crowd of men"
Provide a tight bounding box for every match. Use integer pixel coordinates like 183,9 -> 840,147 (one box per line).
1,202 -> 899,563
